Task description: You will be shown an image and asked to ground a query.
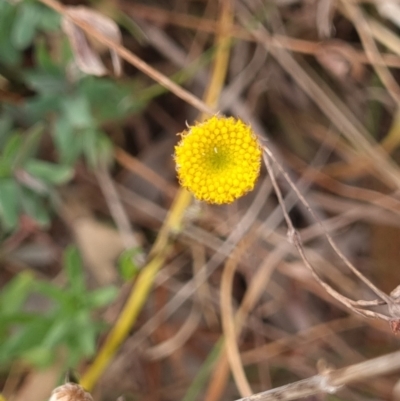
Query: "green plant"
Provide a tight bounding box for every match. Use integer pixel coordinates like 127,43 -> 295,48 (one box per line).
0,246 -> 117,370
0,0 -> 144,233
0,122 -> 73,232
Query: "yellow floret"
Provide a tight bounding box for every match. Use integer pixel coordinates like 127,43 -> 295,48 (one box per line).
174,116 -> 262,204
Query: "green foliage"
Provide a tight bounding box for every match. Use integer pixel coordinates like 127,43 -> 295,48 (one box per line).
0,123 -> 73,232
0,0 -> 59,66
118,247 -> 143,281
0,246 -> 117,370
0,0 -> 145,232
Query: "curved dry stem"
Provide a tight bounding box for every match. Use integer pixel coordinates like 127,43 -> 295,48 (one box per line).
220,243 -> 253,397
263,147 -> 392,306
262,148 -> 391,322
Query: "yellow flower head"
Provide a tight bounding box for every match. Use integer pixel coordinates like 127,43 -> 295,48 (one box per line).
174,116 -> 262,204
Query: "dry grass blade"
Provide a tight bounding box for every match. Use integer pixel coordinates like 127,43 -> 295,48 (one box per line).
237,1 -> 400,190
375,0 -> 400,28
94,162 -> 142,255
220,242 -> 253,397
129,4 -> 400,68
339,0 -> 400,103
233,350 -> 400,401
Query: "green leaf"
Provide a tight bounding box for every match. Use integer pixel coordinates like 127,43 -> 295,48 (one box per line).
61,95 -> 93,129
13,123 -> 45,167
64,246 -> 85,293
20,188 -> 51,227
36,5 -> 60,32
0,159 -> 12,178
22,346 -> 54,368
83,130 -> 113,168
87,286 -> 117,308
0,1 -> 21,66
182,339 -> 224,401
24,160 -> 73,185
11,2 -> 42,50
21,94 -> 62,124
0,114 -> 13,147
24,69 -> 67,95
53,117 -> 82,165
0,312 -> 38,328
0,272 -> 35,314
0,317 -> 50,365
34,38 -> 58,72
118,247 -> 142,281
81,128 -> 97,167
33,280 -> 69,305
3,134 -> 23,166
76,326 -> 96,357
72,311 -> 96,356
42,319 -> 70,347
80,77 -> 138,123
0,178 -> 20,230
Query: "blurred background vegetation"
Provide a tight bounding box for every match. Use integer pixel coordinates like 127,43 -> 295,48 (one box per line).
1,0 -> 400,400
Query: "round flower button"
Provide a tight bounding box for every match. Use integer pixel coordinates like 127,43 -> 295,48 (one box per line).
174,116 -> 262,204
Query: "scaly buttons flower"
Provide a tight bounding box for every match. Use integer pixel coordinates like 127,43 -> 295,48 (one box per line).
174,116 -> 262,204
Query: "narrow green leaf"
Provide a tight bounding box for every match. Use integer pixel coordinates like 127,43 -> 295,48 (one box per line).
0,1 -> 21,66
0,272 -> 34,314
87,286 -> 117,308
20,188 -> 51,227
0,114 -> 13,147
53,117 -> 82,165
42,319 -> 70,347
83,130 -> 113,168
118,247 -> 142,281
3,134 -> 23,166
11,2 -> 41,50
0,179 -> 20,230
13,123 -> 45,167
63,246 -> 85,293
182,339 -> 224,401
22,346 -> 54,368
24,160 -> 73,185
33,280 -> 69,304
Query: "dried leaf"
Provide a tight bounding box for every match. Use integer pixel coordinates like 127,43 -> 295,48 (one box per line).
61,6 -> 122,76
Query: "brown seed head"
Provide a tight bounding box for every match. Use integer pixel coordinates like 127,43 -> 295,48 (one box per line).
49,383 -> 93,401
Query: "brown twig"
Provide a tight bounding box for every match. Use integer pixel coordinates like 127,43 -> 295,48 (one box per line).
233,349 -> 400,401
